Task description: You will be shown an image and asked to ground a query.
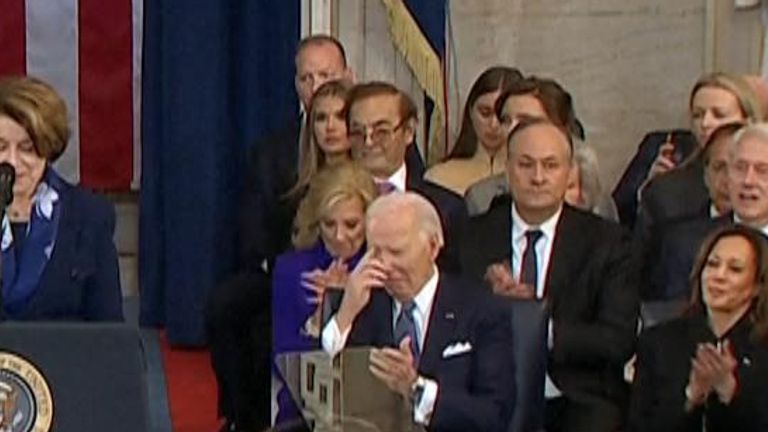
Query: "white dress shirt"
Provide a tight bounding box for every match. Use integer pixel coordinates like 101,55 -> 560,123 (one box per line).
321,267 -> 441,424
733,214 -> 768,237
375,163 -> 407,192
510,204 -> 562,298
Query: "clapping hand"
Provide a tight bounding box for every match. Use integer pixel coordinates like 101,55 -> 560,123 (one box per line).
301,259 -> 349,330
369,337 -> 418,399
301,259 -> 349,305
686,340 -> 738,408
484,261 -> 535,299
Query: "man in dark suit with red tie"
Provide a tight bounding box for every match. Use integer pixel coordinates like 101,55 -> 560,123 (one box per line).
457,119 -> 640,432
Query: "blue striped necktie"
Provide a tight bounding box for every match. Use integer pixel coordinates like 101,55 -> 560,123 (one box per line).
394,301 -> 420,363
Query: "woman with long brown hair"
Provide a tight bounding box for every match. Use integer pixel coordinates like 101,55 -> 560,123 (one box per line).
630,224 -> 768,431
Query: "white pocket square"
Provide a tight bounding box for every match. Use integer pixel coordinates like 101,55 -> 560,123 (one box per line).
442,341 -> 472,358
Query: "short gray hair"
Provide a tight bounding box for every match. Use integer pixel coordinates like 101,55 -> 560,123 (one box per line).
572,141 -> 603,211
731,122 -> 768,158
366,192 -> 444,248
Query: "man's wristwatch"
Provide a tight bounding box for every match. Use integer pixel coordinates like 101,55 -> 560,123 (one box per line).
411,376 -> 426,405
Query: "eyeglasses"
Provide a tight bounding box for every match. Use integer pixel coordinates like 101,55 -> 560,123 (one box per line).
348,119 -> 408,145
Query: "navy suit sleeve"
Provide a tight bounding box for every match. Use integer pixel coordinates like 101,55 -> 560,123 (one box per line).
430,299 -> 515,432
82,196 -> 123,321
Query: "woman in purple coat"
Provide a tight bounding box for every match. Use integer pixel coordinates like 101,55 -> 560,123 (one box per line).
272,162 -> 377,428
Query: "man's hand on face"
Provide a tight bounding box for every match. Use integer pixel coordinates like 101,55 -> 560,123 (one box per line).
335,248 -> 387,332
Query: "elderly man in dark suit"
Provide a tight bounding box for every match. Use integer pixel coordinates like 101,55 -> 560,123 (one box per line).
458,119 -> 639,432
640,122 -> 742,300
658,123 -> 768,302
208,37 -> 428,432
322,192 -> 515,431
345,82 -> 466,270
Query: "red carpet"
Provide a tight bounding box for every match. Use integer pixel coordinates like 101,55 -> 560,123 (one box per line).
159,332 -> 222,432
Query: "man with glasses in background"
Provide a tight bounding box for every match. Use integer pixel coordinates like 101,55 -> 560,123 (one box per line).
344,82 -> 467,270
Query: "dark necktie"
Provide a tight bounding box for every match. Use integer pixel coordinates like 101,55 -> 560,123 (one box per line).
394,302 -> 420,363
376,181 -> 397,196
520,229 -> 544,290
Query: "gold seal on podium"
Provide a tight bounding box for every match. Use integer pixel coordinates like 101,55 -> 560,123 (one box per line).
0,351 -> 53,432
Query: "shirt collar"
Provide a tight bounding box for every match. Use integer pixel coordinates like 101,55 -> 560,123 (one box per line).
511,203 -> 563,243
709,203 -> 721,219
733,213 -> 768,237
377,163 -> 408,191
395,265 -> 439,317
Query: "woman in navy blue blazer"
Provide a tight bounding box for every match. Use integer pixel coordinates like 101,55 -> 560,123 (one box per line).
272,162 -> 376,426
0,76 -> 121,321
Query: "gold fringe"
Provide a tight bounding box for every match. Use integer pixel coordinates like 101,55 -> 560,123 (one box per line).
380,0 -> 446,165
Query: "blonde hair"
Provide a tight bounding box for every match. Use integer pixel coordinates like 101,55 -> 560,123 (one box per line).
0,76 -> 70,162
286,80 -> 352,199
690,73 -> 763,124
292,162 -> 377,250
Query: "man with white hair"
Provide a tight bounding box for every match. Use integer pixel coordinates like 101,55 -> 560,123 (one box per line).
659,123 -> 768,301
322,192 -> 515,431
729,123 -> 768,232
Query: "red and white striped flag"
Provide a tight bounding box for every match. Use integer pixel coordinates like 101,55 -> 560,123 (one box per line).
0,0 -> 142,190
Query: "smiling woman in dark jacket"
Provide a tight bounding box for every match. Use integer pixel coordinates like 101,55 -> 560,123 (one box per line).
630,224 -> 768,431
0,76 -> 121,321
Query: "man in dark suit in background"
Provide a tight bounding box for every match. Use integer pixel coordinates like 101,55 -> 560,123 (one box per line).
345,82 -> 466,270
458,119 -> 639,432
659,122 -> 768,301
322,192 -> 515,431
639,122 -> 742,300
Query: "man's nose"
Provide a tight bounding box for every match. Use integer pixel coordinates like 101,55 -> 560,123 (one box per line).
531,164 -> 546,183
743,165 -> 759,185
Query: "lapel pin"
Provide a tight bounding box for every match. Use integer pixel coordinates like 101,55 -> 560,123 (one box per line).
743,357 -> 751,366
445,312 -> 455,320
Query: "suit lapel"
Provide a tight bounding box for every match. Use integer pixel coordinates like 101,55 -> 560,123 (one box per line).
419,276 -> 459,375
544,207 -> 585,302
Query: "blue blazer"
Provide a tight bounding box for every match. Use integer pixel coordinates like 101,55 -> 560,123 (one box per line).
272,241 -> 363,355
6,181 -> 122,321
271,241 -> 364,429
344,273 -> 515,432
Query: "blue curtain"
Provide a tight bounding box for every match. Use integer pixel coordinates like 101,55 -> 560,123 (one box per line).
404,0 -> 445,55
139,1 -> 299,345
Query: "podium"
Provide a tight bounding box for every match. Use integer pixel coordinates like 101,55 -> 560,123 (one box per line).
276,348 -> 423,432
0,322 -> 149,432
